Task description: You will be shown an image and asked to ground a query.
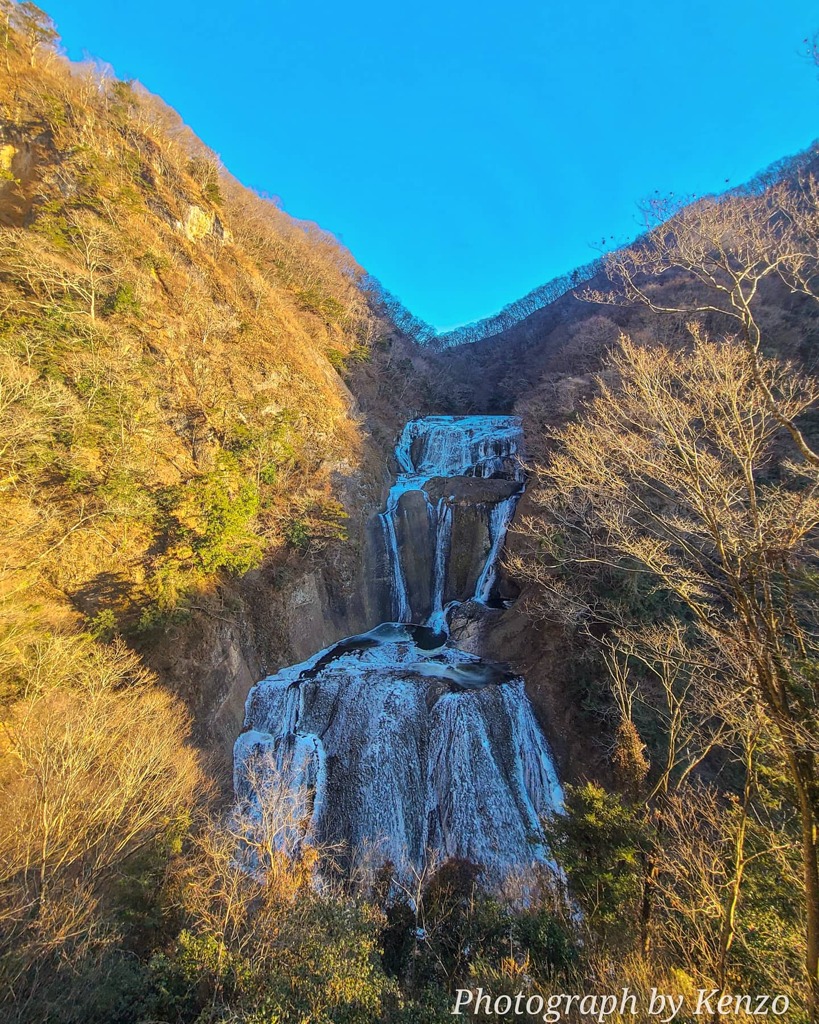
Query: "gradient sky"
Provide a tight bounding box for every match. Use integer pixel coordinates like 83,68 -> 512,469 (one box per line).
45,0 -> 818,330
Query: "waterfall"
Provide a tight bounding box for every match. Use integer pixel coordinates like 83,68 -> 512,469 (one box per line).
427,497 -> 452,633
379,507 -> 411,622
378,416 -> 525,630
474,494 -> 520,603
235,416 -> 562,886
393,415 -> 524,480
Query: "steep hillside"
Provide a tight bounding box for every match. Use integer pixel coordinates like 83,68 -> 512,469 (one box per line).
0,7 -> 432,753
426,144 -> 819,417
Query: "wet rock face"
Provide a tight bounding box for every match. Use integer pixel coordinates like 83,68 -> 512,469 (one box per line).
423,476 -> 521,505
387,482 -> 521,617
364,513 -> 397,623
448,599 -> 502,654
446,504 -> 492,601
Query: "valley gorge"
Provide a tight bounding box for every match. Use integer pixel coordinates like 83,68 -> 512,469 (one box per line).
3,8 -> 819,1019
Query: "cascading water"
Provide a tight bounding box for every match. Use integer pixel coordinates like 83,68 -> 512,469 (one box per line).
474,495 -> 520,603
378,509 -> 411,623
424,498 -> 449,631
394,415 -> 525,481
381,415 -> 526,627
234,416 -> 563,885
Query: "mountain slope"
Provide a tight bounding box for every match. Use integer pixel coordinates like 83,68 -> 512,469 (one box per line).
0,12 -> 472,818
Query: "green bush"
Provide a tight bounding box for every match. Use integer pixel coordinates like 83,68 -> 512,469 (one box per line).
103,282 -> 142,318
172,454 -> 263,576
87,608 -> 117,642
259,461 -> 278,485
144,899 -> 396,1024
545,782 -> 651,936
326,345 -> 370,376
346,344 -> 371,365
285,517 -> 310,552
299,288 -> 346,322
203,179 -> 223,206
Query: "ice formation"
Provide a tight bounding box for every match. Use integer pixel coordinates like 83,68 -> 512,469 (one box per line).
235,416 -> 563,884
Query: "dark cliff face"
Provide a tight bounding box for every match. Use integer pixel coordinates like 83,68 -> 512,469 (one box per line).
372,479 -> 523,621
393,490 -> 436,618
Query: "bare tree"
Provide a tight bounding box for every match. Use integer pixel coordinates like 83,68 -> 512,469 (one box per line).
654,761 -> 797,1016
0,2 -> 57,69
178,751 -> 329,1007
586,178 -> 819,466
517,332 -> 819,1011
607,625 -> 737,802
0,636 -> 202,1008
0,211 -> 117,322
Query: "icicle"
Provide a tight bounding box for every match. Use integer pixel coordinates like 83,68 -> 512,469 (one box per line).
426,497 -> 453,632
394,416 -> 523,479
474,495 -> 520,603
379,509 -> 411,622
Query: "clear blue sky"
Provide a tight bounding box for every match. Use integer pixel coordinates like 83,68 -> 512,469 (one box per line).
46,0 -> 818,330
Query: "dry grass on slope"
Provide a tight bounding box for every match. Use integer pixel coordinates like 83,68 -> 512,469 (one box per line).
0,5 -> 399,999
0,5 -> 396,704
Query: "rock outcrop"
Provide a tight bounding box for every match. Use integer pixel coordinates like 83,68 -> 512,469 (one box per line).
178,203 -> 232,243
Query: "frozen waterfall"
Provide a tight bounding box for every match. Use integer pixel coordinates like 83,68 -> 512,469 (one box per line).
381,415 -> 526,627
234,416 -> 563,885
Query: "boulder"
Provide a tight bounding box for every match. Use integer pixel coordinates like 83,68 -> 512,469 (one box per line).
181,204 -> 215,241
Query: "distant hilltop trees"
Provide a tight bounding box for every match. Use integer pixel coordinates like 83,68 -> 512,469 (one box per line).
421,140 -> 819,353
432,257 -> 606,350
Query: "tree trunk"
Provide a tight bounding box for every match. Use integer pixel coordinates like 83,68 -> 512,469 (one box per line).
712,757 -> 753,1024
639,853 -> 657,957
761,666 -> 819,1019
793,756 -> 819,1022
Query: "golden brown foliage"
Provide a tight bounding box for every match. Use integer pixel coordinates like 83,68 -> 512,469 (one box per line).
0,633 -> 203,1007
0,9 -> 397,1016
589,176 -> 819,466
0,9 -> 390,657
515,331 -> 819,1010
